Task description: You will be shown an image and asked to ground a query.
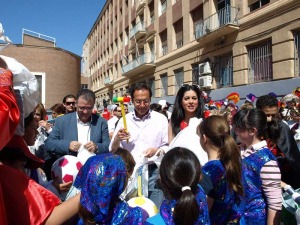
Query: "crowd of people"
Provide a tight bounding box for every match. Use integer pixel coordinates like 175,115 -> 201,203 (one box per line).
1,55 -> 300,224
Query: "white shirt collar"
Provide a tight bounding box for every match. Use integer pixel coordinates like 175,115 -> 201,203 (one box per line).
76,113 -> 91,126
132,109 -> 151,121
250,140 -> 267,151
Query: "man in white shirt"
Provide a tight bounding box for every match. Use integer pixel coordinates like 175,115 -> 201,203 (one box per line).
107,104 -> 122,139
110,83 -> 168,208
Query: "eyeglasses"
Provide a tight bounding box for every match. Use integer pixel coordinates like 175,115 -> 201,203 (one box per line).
65,102 -> 76,106
78,106 -> 93,111
182,84 -> 200,89
134,99 -> 150,105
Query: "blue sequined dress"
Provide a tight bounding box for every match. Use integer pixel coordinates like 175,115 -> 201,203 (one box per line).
242,147 -> 277,225
145,184 -> 210,225
202,160 -> 245,225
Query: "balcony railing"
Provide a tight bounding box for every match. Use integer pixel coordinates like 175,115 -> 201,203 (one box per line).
194,5 -> 239,40
129,21 -> 146,38
122,52 -> 155,74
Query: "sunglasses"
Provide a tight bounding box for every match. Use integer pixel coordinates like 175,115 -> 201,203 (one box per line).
182,84 -> 200,89
65,102 -> 76,106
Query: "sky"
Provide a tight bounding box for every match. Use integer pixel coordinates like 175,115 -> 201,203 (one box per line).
0,0 -> 105,56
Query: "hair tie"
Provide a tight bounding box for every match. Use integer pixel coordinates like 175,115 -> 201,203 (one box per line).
181,186 -> 191,192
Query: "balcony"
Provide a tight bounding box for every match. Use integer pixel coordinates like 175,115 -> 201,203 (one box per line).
122,52 -> 156,77
136,0 -> 146,16
195,5 -> 239,43
129,21 -> 146,40
104,77 -> 114,86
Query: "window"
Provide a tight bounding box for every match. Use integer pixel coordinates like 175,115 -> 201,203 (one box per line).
161,0 -> 167,15
149,41 -> 155,61
161,73 -> 168,97
160,30 -> 168,56
217,0 -> 231,27
34,73 -> 46,104
114,65 -> 118,79
191,6 -> 203,40
249,0 -> 270,12
294,31 -> 300,76
125,27 -> 129,46
120,88 -> 124,96
174,19 -> 183,49
162,45 -> 168,56
192,64 -> 199,84
125,86 -> 130,94
248,40 -> 273,83
174,68 -> 184,92
149,1 -> 155,24
119,33 -> 123,48
81,84 -> 88,89
216,53 -> 233,87
148,78 -> 155,96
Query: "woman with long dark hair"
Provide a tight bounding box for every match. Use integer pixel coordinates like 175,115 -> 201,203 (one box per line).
168,84 -> 203,143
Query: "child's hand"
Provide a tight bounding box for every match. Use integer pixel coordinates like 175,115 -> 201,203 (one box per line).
52,177 -> 73,193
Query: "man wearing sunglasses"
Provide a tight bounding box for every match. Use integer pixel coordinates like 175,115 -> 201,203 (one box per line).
63,94 -> 76,114
45,89 -> 110,160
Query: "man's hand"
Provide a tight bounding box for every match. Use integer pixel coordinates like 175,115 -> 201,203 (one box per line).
84,141 -> 98,153
69,141 -> 82,152
116,128 -> 131,142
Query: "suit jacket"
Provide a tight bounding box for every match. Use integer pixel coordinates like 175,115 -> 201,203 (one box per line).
45,112 -> 110,156
277,120 -> 300,188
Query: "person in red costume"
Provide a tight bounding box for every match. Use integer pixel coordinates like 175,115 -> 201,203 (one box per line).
0,65 -> 80,225
0,63 -> 19,150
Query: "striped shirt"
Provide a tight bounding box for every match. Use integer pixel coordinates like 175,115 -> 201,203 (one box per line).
242,141 -> 282,211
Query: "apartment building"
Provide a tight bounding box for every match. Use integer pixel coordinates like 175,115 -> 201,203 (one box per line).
84,0 -> 300,108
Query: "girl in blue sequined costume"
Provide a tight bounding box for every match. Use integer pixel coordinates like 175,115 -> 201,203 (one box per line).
233,109 -> 282,225
198,115 -> 245,224
146,147 -> 210,225
74,152 -> 148,225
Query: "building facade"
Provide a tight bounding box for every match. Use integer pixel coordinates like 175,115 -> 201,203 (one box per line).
83,0 -> 300,107
1,30 -> 82,109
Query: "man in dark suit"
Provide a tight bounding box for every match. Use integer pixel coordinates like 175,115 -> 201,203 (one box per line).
256,94 -> 300,189
45,89 -> 110,176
